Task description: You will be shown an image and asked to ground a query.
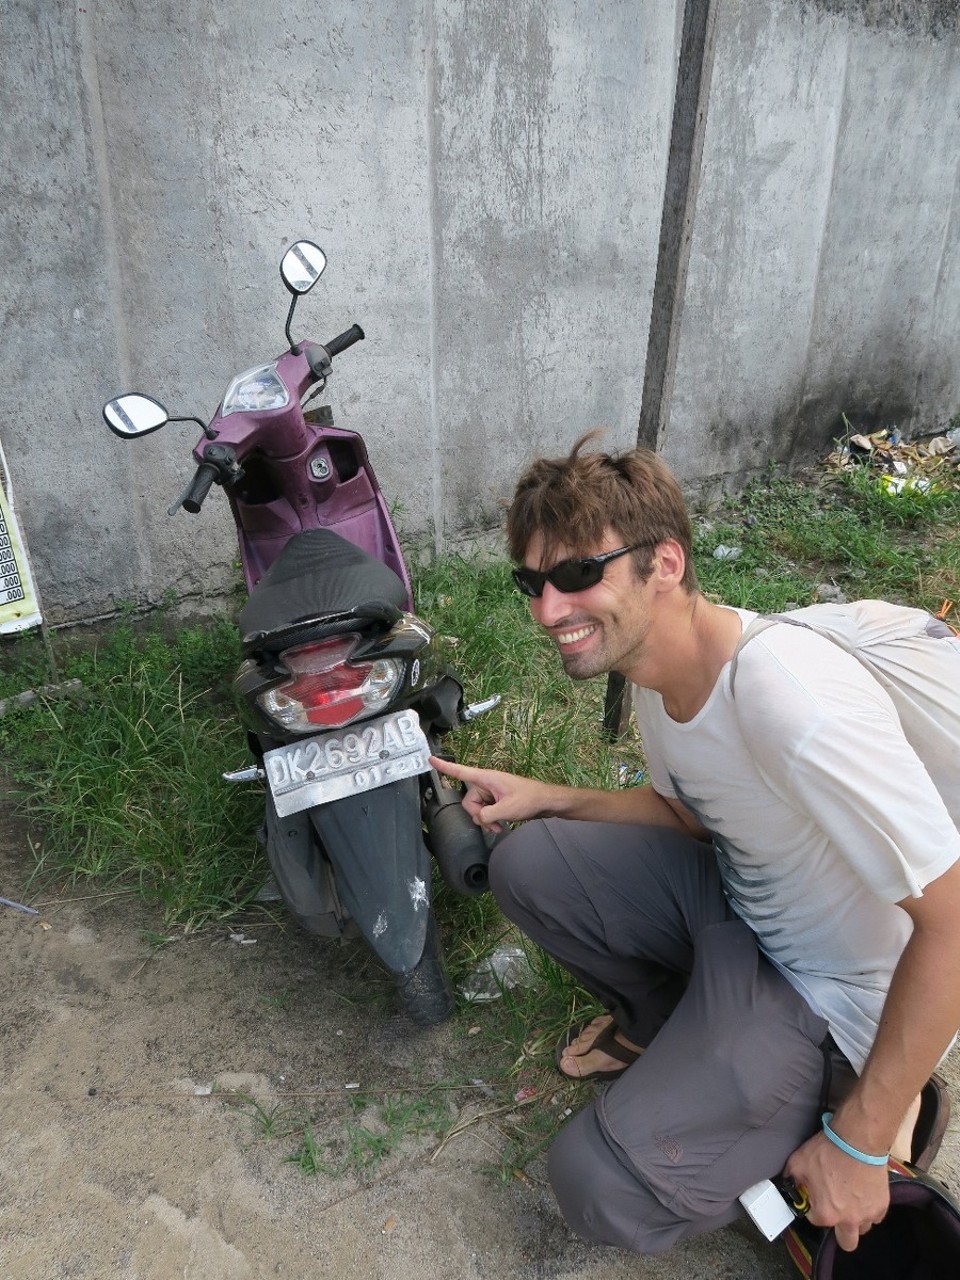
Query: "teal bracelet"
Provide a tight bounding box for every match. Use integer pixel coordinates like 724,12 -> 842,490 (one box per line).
821,1112 -> 889,1166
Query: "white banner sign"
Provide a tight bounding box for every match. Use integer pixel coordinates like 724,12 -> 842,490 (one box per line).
0,456 -> 41,635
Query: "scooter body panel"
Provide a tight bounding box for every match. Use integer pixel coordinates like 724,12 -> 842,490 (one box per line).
196,409 -> 411,602
307,776 -> 432,974
262,792 -> 345,938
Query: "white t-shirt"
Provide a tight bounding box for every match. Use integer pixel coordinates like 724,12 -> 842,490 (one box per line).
632,608 -> 960,1072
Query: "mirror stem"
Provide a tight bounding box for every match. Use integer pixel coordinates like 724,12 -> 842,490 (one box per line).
285,294 -> 301,354
169,415 -> 218,441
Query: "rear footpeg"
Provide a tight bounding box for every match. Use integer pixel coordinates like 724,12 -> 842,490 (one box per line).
223,765 -> 265,783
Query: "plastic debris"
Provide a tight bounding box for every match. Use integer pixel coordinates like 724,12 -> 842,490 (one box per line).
460,946 -> 536,1002
712,544 -> 742,561
194,1085 -> 213,1096
926,436 -> 956,456
0,895 -> 39,915
514,1086 -> 537,1103
880,474 -> 932,497
617,762 -> 646,787
825,427 -> 959,494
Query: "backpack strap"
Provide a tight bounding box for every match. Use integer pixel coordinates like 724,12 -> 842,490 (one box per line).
729,614 -> 809,694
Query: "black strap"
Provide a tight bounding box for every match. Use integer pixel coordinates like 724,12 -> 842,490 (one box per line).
819,1035 -> 834,1113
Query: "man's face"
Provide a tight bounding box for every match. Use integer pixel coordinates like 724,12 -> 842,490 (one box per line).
522,529 -> 654,680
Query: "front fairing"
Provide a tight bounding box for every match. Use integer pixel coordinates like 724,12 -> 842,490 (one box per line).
190,345 -> 413,604
194,347 -> 319,463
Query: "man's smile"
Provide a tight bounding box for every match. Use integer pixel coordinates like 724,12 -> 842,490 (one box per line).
553,622 -> 599,648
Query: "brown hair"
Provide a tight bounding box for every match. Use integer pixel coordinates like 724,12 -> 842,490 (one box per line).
506,431 -> 699,592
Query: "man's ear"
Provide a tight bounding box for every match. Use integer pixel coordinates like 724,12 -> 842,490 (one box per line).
650,539 -> 687,590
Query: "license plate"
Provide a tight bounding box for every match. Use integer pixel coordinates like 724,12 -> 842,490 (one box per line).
263,708 -> 431,817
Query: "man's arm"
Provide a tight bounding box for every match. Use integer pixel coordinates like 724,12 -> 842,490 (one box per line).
785,857 -> 960,1251
429,756 -> 709,839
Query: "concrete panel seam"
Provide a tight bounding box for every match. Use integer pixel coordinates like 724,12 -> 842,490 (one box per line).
424,0 -> 443,554
927,149 -> 960,387
76,6 -> 130,388
798,25 -> 851,414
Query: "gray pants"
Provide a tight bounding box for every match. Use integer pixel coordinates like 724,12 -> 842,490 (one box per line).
489,818 -> 856,1255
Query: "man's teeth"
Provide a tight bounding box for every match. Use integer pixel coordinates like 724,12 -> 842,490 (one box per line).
557,625 -> 596,645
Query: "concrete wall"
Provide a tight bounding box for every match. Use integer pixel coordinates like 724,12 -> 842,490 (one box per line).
0,0 -> 957,625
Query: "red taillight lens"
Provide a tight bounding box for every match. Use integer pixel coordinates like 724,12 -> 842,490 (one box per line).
257,636 -> 403,732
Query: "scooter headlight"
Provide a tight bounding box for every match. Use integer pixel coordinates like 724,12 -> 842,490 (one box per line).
220,362 -> 290,415
258,636 -> 404,732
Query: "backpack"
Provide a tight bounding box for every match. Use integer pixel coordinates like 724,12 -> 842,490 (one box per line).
729,600 -> 960,828
783,1160 -> 960,1279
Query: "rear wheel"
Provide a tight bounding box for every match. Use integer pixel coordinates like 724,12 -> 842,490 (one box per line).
393,910 -> 454,1026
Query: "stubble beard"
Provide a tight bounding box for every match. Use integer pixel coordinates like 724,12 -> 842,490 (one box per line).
558,645 -> 609,681
556,613 -> 650,682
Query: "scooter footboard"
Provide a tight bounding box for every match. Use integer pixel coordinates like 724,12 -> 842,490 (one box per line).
308,778 -> 432,974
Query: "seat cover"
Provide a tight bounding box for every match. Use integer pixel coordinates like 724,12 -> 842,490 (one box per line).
239,528 -> 407,642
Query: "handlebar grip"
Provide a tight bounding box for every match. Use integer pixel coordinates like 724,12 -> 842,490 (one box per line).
182,462 -> 220,514
324,324 -> 365,359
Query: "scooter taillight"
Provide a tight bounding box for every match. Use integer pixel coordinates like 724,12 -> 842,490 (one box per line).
257,636 -> 403,732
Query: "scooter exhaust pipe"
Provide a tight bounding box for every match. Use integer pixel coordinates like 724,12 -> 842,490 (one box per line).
423,771 -> 491,896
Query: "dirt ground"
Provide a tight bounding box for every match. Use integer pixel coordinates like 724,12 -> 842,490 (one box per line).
2,802 -> 958,1280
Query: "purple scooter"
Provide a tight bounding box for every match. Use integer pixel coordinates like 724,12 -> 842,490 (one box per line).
103,240 -> 496,1025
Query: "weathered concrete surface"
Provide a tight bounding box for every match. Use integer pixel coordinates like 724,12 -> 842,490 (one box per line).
667,0 -> 960,494
0,0 -> 958,624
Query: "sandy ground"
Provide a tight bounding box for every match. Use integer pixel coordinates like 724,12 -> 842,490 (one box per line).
2,801 -> 958,1280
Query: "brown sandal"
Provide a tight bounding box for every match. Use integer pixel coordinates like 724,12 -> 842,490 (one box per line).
555,1018 -> 642,1082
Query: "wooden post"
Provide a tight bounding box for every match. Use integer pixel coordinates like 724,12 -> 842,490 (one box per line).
603,0 -> 721,740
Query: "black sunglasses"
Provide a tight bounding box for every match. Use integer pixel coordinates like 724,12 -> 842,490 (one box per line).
512,544 -> 643,598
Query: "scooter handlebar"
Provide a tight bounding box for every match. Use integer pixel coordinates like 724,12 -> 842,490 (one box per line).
182,462 -> 220,514
324,324 -> 365,359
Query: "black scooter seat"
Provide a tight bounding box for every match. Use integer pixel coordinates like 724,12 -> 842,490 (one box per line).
239,528 -> 408,647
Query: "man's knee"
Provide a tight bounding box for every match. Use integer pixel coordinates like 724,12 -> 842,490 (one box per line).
546,1107 -> 675,1256
488,820 -> 559,919
547,1111 -> 623,1248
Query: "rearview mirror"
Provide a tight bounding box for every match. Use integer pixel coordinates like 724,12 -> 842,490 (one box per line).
103,393 -> 169,438
280,240 -> 327,295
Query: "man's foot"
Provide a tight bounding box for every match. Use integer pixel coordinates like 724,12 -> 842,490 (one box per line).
555,1014 -> 643,1081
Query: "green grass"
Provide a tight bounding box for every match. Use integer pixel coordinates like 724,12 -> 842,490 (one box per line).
281,1089 -> 452,1180
0,619 -> 265,924
693,465 -> 960,612
1,455 -> 959,1174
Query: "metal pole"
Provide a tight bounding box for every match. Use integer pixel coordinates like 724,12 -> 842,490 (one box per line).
604,0 -> 721,739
